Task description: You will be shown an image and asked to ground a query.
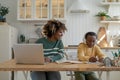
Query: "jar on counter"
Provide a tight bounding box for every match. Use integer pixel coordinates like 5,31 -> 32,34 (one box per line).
107,0 -> 112,2
116,0 -> 120,2
103,0 -> 108,2
112,0 -> 116,2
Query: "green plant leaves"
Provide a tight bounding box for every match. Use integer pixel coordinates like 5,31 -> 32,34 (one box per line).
0,3 -> 9,17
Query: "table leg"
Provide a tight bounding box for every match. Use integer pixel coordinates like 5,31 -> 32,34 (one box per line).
23,71 -> 29,80
14,71 -> 18,80
70,71 -> 74,80
97,71 -> 102,80
14,71 -> 29,80
11,71 -> 14,80
106,71 -> 110,80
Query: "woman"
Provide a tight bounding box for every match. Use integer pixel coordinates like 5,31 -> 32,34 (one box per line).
75,32 -> 106,80
31,19 -> 67,80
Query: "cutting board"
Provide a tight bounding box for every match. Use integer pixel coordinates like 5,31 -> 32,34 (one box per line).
97,27 -> 109,47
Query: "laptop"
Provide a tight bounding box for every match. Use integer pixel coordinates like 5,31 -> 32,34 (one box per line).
13,44 -> 45,65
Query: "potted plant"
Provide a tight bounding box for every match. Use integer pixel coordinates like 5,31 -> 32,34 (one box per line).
0,3 -> 9,22
96,11 -> 110,20
19,34 -> 26,43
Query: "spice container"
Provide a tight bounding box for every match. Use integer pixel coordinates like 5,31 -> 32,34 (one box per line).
107,0 -> 112,2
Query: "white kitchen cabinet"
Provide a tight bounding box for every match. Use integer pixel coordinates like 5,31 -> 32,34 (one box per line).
0,23 -> 18,80
17,0 -> 66,21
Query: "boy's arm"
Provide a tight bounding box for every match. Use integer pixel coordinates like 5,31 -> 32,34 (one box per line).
96,46 -> 106,59
77,44 -> 90,61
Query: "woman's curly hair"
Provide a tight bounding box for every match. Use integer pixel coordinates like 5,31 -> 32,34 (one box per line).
42,19 -> 67,38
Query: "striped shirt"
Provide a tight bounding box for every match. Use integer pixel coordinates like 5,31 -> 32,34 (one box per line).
36,37 -> 65,62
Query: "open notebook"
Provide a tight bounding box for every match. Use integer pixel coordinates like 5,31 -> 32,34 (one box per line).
13,44 -> 45,65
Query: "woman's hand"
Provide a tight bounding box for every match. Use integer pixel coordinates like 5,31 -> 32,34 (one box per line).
89,57 -> 97,62
45,57 -> 51,62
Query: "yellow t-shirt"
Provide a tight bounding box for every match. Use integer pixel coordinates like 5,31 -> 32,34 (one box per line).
77,42 -> 106,61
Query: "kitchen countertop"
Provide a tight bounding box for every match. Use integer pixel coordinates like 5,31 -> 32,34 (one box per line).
64,45 -> 120,49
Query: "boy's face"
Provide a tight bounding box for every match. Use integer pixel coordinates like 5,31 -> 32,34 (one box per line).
86,35 -> 97,48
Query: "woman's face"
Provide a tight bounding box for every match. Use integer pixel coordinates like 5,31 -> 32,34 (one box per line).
53,29 -> 64,40
86,35 -> 97,48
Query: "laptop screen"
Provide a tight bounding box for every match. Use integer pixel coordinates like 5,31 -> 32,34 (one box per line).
13,44 -> 45,65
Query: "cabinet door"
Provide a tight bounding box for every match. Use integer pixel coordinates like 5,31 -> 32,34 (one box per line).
18,0 -> 65,20
35,0 -> 49,19
51,0 -> 65,19
18,0 -> 32,19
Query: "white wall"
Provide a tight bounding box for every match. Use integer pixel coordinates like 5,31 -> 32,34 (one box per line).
65,0 -> 106,46
1,0 -> 120,46
0,0 -> 107,46
2,0 -> 120,46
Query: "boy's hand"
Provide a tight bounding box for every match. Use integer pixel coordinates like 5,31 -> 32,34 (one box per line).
98,58 -> 104,62
89,57 -> 97,62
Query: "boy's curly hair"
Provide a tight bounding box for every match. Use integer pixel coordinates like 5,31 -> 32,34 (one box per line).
42,19 -> 67,38
85,32 -> 97,39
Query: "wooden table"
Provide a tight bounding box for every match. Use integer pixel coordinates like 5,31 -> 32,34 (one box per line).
0,59 -> 120,80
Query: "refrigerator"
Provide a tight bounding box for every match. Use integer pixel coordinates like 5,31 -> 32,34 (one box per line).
0,23 -> 18,80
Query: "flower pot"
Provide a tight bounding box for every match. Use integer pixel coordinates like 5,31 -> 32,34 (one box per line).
0,16 -> 6,22
100,16 -> 106,21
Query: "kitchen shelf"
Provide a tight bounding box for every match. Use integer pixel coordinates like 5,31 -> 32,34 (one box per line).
70,10 -> 90,13
18,18 -> 66,23
99,1 -> 120,48
100,20 -> 120,23
101,2 -> 120,5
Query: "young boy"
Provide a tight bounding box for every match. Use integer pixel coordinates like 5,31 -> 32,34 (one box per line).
75,32 -> 106,80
